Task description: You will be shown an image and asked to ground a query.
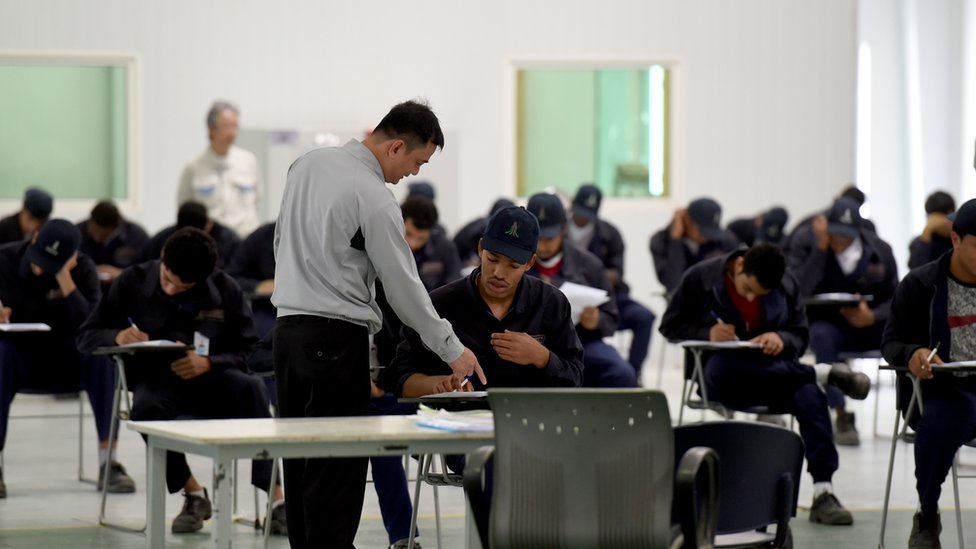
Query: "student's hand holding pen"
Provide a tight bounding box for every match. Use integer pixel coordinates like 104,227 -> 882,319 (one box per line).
432,374 -> 473,394
115,316 -> 149,345
909,344 -> 942,380
0,298 -> 11,323
708,312 -> 738,342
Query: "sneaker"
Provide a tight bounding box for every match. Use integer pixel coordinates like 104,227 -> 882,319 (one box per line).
265,502 -> 287,536
834,411 -> 860,446
908,511 -> 942,548
97,461 -> 136,493
0,466 -> 6,499
171,489 -> 213,533
826,363 -> 871,400
391,539 -> 424,549
809,492 -> 853,525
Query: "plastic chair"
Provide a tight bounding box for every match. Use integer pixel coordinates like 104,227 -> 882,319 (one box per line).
463,388 -> 719,549
674,421 -> 803,548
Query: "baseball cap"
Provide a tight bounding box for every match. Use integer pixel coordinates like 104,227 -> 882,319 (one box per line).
826,197 -> 862,238
526,193 -> 567,239
687,198 -> 723,241
489,198 -> 516,216
407,181 -> 436,201
481,206 -> 540,265
23,187 -> 53,220
759,206 -> 789,242
572,184 -> 603,220
952,198 -> 976,237
26,219 -> 81,274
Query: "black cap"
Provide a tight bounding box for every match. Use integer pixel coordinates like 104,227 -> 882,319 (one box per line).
572,184 -> 602,220
407,181 -> 435,201
759,206 -> 789,242
687,198 -> 723,241
826,197 -> 862,238
26,219 -> 81,274
23,187 -> 53,220
481,206 -> 540,264
526,193 -> 567,239
952,198 -> 976,237
489,198 -> 516,216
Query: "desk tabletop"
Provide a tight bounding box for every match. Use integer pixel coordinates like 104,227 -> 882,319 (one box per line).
128,416 -> 494,446
678,340 -> 763,350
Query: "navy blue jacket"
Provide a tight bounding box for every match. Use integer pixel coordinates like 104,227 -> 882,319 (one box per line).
142,222 -> 241,269
414,230 -> 462,293
226,222 -> 275,293
649,224 -> 740,293
453,217 -> 487,264
76,219 -> 150,270
908,235 -> 952,271
585,218 -> 631,296
881,250 -> 952,369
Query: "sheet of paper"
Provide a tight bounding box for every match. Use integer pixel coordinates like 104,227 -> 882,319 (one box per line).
120,340 -> 183,348
422,390 -> 489,400
934,360 -> 976,368
0,323 -> 52,332
679,340 -> 763,350
807,293 -> 874,303
415,407 -> 494,432
558,281 -> 610,324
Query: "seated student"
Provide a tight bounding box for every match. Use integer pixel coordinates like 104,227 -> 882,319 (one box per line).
568,184 -> 656,375
783,185 -> 877,250
77,228 -> 285,535
405,181 -> 449,241
659,242 -> 869,526
226,221 -> 276,337
649,197 -> 740,294
400,196 -> 461,292
0,187 -> 53,244
453,198 -> 516,267
786,197 -> 898,446
393,204 -> 583,397
142,201 -> 240,269
0,220 -> 132,498
908,191 -> 956,270
726,206 -> 790,247
882,197 -> 976,548
525,192 -> 636,388
76,200 -> 150,286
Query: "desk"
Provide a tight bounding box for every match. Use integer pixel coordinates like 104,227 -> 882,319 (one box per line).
128,416 -> 494,549
676,340 -> 763,424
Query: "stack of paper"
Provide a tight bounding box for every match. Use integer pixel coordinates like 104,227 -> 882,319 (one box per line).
415,406 -> 494,432
558,281 -> 610,325
0,323 -> 52,332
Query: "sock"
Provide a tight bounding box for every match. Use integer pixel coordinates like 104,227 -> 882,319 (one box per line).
813,363 -> 832,386
813,482 -> 832,497
98,448 -> 109,465
271,498 -> 285,509
189,488 -> 205,498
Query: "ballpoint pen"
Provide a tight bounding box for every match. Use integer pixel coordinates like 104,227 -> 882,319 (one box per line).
127,316 -> 140,332
710,311 -> 740,341
923,342 -> 940,370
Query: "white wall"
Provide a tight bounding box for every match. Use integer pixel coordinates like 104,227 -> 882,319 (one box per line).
0,0 -> 857,307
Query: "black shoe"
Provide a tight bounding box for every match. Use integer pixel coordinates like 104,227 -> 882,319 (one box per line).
265,502 -> 287,536
0,466 -> 6,499
172,489 -> 213,533
809,492 -> 853,525
391,539 -> 424,549
826,363 -> 871,400
909,511 -> 942,548
97,461 -> 136,493
834,411 -> 860,446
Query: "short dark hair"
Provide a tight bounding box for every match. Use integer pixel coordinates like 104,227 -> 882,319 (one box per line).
374,100 -> 445,151
90,200 -> 121,229
400,196 -> 439,230
839,185 -> 866,206
176,201 -> 209,229
161,227 -> 217,284
925,191 -> 956,215
741,243 -> 786,291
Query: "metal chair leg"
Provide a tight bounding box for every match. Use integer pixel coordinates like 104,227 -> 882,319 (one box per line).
99,355 -> 145,533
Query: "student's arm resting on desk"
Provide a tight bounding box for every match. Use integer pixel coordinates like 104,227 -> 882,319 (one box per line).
658,267 -> 712,343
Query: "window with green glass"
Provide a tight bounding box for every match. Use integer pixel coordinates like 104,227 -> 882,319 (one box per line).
0,62 -> 130,200
517,65 -> 670,198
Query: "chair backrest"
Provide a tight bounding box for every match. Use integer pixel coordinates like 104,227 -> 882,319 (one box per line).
487,388 -> 674,549
674,421 -> 802,535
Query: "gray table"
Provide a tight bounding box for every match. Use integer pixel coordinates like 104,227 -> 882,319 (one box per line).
128,416 -> 494,549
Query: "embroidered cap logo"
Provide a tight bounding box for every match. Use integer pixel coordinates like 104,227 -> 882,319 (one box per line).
839,208 -> 853,225
585,194 -> 598,208
45,240 -> 60,257
505,222 -> 519,238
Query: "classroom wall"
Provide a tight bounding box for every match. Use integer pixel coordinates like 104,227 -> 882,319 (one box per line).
0,0 -> 857,307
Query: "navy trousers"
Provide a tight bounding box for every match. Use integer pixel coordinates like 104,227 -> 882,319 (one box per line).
703,353 -> 838,482
0,339 -> 114,451
616,295 -> 656,374
915,381 -> 976,515
582,340 -> 639,388
809,319 -> 884,408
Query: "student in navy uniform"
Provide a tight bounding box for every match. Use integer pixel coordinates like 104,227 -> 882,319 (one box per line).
0,187 -> 53,244
882,198 -> 976,548
76,200 -> 150,286
568,184 -> 656,375
726,206 -> 790,247
393,205 -> 583,396
649,197 -> 740,294
226,221 -> 276,337
401,196 -> 461,292
77,228 -> 285,535
453,198 -> 516,267
0,220 -> 132,498
142,201 -> 240,269
659,243 -> 868,526
783,185 -> 876,250
908,191 -> 956,270
786,197 -> 899,445
525,193 -> 636,388
405,181 -> 450,242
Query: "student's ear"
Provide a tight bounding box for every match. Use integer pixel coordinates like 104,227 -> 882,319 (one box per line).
733,256 -> 744,272
524,254 -> 537,270
477,239 -> 484,255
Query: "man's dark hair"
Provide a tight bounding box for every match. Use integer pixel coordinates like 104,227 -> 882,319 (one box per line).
400,196 -> 439,230
374,100 -> 445,151
741,243 -> 786,291
161,227 -> 217,284
176,201 -> 209,229
925,191 -> 956,215
839,185 -> 866,206
90,200 -> 122,229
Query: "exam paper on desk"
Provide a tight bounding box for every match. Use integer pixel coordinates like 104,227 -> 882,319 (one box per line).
415,405 -> 494,432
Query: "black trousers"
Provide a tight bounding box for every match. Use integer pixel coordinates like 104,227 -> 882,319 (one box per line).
274,315 -> 371,549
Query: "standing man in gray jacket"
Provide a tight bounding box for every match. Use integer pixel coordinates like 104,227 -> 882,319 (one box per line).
272,100 -> 484,549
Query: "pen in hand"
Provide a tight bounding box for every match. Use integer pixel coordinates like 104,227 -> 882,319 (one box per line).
922,342 -> 940,372
127,316 -> 141,333
710,311 -> 740,341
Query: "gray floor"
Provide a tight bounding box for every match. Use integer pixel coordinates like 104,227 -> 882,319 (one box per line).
1,350 -> 975,548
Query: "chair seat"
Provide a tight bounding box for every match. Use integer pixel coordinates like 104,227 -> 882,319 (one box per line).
715,530 -> 777,547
